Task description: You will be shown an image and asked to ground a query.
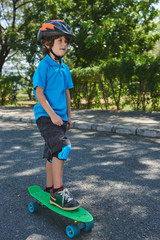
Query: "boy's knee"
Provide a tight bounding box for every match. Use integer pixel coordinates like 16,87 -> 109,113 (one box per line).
58,145 -> 71,160
51,145 -> 71,161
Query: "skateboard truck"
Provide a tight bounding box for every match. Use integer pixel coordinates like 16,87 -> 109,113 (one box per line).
66,220 -> 94,238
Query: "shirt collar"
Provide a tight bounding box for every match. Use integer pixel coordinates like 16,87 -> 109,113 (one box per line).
44,54 -> 64,68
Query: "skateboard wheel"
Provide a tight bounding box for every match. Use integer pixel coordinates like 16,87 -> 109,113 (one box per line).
28,202 -> 39,213
83,220 -> 94,232
66,224 -> 80,238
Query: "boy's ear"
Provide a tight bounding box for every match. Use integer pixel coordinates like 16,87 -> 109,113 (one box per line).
44,42 -> 49,49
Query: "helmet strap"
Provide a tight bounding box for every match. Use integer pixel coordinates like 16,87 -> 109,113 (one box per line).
49,48 -> 63,61
43,44 -> 63,61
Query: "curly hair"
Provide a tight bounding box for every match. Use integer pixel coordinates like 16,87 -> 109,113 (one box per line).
41,35 -> 70,56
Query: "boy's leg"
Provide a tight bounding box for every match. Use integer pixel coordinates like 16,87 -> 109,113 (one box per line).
50,155 -> 80,211
52,157 -> 64,189
46,160 -> 53,188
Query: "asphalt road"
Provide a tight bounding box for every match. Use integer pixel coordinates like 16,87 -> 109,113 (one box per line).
0,120 -> 160,240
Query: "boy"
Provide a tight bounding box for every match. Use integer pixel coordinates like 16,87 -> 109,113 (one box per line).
33,20 -> 80,210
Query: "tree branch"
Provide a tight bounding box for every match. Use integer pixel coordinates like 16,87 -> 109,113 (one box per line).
14,0 -> 21,3
0,24 -> 5,31
12,0 -> 16,29
14,62 -> 25,78
17,22 -> 27,32
5,51 -> 18,62
15,1 -> 33,10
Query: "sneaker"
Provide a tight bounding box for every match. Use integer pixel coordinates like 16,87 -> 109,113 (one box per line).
44,186 -> 53,194
50,188 -> 80,211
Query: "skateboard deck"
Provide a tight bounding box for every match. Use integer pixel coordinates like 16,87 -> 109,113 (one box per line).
28,185 -> 94,238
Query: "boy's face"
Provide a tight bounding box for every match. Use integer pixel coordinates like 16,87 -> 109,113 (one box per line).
46,36 -> 69,59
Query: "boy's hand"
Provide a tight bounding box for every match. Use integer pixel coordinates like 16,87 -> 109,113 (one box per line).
51,113 -> 63,126
67,118 -> 72,131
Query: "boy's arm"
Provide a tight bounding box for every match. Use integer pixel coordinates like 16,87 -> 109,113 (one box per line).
65,89 -> 72,130
36,86 -> 63,126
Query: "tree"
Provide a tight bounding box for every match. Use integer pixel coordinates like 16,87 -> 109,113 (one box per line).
0,0 -> 63,101
67,0 -> 160,109
0,0 -> 35,75
65,0 -> 159,66
1,0 -> 160,109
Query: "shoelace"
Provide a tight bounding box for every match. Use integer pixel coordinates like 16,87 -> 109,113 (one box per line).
60,188 -> 73,203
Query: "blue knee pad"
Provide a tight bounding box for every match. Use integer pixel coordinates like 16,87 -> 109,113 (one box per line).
47,159 -> 52,163
58,145 -> 71,160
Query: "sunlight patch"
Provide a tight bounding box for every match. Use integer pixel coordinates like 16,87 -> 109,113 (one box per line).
12,145 -> 21,150
26,233 -> 50,240
135,159 -> 160,180
0,164 -> 11,170
101,161 -> 123,166
13,166 -> 45,177
131,205 -> 147,218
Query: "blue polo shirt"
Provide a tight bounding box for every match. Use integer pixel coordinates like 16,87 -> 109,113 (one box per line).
33,54 -> 74,121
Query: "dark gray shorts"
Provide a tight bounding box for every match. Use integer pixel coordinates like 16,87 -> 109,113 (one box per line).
36,116 -> 71,160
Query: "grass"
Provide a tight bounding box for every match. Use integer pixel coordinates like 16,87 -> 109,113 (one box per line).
1,92 -> 37,107
3,91 -> 159,112
15,92 -> 37,107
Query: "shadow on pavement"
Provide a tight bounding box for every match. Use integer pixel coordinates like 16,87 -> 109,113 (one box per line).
0,120 -> 160,240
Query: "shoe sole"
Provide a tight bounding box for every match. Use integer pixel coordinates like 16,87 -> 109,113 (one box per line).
50,200 -> 81,211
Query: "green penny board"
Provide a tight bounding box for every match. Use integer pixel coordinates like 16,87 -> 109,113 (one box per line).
28,185 -> 93,223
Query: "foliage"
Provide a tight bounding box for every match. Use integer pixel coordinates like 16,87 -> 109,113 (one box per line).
69,0 -> 160,110
0,75 -> 21,105
125,53 -> 160,111
0,0 -> 33,75
71,66 -> 101,108
0,0 -> 160,110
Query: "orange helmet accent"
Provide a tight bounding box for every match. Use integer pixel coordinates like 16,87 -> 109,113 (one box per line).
40,23 -> 55,31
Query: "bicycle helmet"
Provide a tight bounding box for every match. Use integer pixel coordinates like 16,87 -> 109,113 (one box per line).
37,19 -> 76,42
